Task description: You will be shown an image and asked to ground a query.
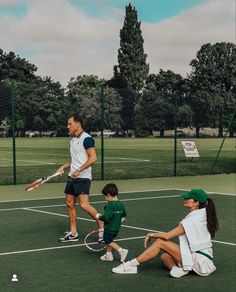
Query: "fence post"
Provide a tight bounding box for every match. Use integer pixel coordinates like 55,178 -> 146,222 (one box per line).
11,82 -> 17,184
211,106 -> 236,172
173,94 -> 178,177
100,85 -> 105,180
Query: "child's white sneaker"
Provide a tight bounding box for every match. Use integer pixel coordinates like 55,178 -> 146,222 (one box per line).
100,253 -> 113,261
119,249 -> 128,262
170,266 -> 189,278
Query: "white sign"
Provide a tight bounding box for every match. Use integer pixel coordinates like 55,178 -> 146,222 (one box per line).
181,141 -> 200,158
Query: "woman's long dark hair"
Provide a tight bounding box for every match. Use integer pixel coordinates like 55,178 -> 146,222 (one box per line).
199,198 -> 219,238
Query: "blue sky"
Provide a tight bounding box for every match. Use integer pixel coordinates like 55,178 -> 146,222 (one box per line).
0,0 -> 234,85
68,0 -> 206,22
0,0 -> 206,22
0,3 -> 27,18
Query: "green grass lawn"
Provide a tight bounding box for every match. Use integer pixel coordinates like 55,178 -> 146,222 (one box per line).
0,137 -> 235,185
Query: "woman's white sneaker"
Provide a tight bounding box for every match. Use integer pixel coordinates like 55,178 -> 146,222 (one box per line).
170,266 -> 189,278
112,262 -> 137,274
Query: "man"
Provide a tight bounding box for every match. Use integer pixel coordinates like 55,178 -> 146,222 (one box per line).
57,114 -> 103,242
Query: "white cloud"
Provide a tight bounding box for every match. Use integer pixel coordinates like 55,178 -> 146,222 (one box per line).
0,0 -> 234,85
143,0 -> 235,76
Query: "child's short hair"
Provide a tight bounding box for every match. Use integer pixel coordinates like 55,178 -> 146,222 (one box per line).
102,183 -> 118,197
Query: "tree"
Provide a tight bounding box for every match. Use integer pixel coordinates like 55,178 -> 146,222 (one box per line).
114,3 -> 149,91
135,70 -> 189,137
0,49 -> 37,82
111,3 -> 149,131
66,75 -> 123,131
14,77 -> 67,135
189,42 -> 236,137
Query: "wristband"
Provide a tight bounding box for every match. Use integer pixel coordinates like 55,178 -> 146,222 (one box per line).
95,213 -> 102,219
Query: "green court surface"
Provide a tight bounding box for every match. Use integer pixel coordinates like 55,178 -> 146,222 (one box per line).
0,178 -> 235,292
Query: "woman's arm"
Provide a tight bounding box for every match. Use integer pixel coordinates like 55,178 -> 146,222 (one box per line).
144,224 -> 185,248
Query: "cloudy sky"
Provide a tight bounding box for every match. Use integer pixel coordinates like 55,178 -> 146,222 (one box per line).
0,0 -> 234,86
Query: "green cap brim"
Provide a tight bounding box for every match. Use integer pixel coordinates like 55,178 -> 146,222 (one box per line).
180,193 -> 191,199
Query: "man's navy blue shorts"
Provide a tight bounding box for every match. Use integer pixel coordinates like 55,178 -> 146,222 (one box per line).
103,231 -> 117,244
64,178 -> 91,196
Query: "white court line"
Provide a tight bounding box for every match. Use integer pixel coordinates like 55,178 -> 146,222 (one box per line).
0,188 -> 235,204
23,208 -> 158,234
1,153 -> 149,161
22,208 -> 236,247
0,205 -> 234,257
1,159 -> 57,165
1,160 -> 151,167
0,235 -> 145,257
0,188 -> 178,203
0,194 -> 180,211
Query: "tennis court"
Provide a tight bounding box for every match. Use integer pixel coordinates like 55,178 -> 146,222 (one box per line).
0,179 -> 235,292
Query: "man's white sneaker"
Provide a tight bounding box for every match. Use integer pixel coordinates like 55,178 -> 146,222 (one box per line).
100,253 -> 114,261
119,249 -> 128,262
112,262 -> 137,274
170,266 -> 189,278
59,232 -> 79,242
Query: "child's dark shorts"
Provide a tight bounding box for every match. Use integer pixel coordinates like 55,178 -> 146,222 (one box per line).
104,231 -> 117,244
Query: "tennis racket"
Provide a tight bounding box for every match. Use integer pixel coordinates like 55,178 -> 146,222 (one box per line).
25,172 -> 61,191
84,230 -> 106,252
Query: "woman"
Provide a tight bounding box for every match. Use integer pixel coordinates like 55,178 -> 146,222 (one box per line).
112,188 -> 219,278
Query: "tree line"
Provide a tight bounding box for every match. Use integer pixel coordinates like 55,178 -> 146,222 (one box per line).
0,3 -> 235,137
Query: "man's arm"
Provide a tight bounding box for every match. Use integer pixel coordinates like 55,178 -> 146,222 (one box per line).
57,161 -> 71,175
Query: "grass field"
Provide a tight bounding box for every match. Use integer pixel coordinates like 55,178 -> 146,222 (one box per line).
0,137 -> 235,185
0,187 -> 235,292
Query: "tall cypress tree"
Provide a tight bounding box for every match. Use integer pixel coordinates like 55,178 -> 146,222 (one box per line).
114,3 -> 149,92
111,3 -> 149,130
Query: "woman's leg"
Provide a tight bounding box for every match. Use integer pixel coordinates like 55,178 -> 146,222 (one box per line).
160,253 -> 179,270
136,239 -> 182,266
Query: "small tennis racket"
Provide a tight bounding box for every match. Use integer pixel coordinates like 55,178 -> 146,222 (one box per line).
25,172 -> 61,191
84,230 -> 106,252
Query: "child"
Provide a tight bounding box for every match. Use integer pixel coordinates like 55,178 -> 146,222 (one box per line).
95,183 -> 128,262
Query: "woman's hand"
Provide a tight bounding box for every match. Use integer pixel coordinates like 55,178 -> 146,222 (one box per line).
144,233 -> 154,248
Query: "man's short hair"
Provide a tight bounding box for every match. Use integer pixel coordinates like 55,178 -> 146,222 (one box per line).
102,183 -> 118,197
70,113 -> 84,127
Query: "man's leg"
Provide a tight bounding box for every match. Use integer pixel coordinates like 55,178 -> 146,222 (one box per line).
66,194 -> 78,235
79,194 -> 103,229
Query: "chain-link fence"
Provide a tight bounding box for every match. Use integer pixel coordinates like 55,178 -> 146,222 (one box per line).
0,80 -> 235,185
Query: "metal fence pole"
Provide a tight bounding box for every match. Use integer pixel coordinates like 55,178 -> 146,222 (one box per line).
211,106 -> 236,172
11,82 -> 17,184
173,94 -> 178,177
100,85 -> 105,180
